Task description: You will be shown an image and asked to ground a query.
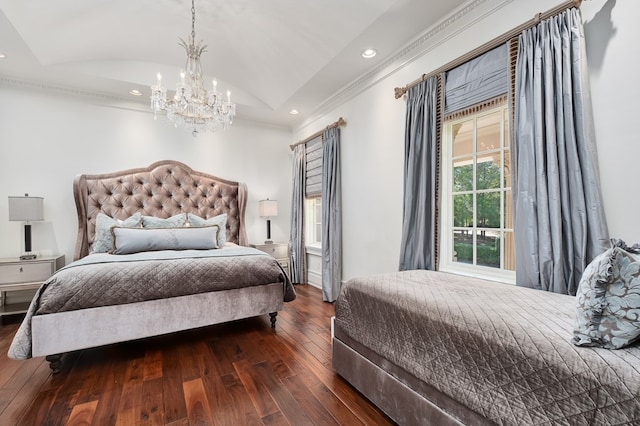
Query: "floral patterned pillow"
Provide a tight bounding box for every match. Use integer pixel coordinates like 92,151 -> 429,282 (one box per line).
573,239 -> 640,349
188,213 -> 227,248
141,213 -> 188,228
91,212 -> 143,254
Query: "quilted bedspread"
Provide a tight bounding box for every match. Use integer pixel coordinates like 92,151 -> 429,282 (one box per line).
334,270 -> 640,425
9,246 -> 295,359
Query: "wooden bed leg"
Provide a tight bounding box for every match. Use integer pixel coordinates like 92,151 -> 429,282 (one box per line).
269,312 -> 277,328
45,354 -> 63,374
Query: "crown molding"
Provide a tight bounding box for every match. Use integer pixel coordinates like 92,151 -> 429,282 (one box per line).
298,0 -> 513,130
0,76 -> 292,131
0,76 -> 150,113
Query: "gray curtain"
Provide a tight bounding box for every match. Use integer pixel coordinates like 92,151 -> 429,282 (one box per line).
289,145 -> 306,284
513,8 -> 609,295
321,127 -> 342,302
399,76 -> 438,271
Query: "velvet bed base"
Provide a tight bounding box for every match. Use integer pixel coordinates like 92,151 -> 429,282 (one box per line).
332,325 -> 493,426
32,283 -> 283,369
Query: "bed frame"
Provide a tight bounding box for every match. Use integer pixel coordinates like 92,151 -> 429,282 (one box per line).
332,328 -> 490,426
32,160 -> 285,371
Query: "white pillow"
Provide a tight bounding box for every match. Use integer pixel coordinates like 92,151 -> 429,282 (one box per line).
92,212 -> 142,254
188,213 -> 227,247
110,225 -> 219,255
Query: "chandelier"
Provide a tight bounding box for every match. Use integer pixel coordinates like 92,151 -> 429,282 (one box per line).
150,0 -> 236,136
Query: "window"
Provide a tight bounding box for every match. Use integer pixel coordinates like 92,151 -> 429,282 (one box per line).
305,197 -> 322,247
440,103 -> 515,282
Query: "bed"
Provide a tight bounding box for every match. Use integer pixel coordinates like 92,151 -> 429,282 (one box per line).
333,269 -> 640,425
8,160 -> 295,372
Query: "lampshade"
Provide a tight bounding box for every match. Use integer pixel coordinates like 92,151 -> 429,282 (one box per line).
259,199 -> 278,218
8,195 -> 44,221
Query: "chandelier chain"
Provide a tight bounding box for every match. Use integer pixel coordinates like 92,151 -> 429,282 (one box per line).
191,0 -> 196,40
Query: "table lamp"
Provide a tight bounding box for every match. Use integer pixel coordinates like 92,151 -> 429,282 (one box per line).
8,194 -> 44,260
259,199 -> 278,244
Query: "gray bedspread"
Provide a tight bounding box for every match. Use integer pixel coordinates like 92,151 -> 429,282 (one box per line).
334,270 -> 640,425
9,246 -> 295,360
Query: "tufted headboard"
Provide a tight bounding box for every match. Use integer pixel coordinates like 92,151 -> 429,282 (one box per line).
72,160 -> 248,260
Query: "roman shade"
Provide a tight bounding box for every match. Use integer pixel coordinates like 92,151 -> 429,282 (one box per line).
305,136 -> 323,197
444,44 -> 508,114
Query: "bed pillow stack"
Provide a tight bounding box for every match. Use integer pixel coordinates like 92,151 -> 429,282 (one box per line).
91,212 -> 228,255
573,239 -> 640,349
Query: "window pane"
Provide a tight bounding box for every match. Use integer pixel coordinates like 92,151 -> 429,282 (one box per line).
504,231 -> 515,271
476,154 -> 500,190
453,230 -> 473,264
453,159 -> 473,192
453,120 -> 473,157
476,230 -> 500,268
504,190 -> 513,229
503,149 -> 511,188
476,112 -> 501,153
476,192 -> 500,228
453,194 -> 473,227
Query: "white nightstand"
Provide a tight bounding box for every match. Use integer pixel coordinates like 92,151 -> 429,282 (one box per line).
0,255 -> 65,317
250,243 -> 289,278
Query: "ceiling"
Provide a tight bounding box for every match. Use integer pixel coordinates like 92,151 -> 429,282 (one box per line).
0,0 -> 469,128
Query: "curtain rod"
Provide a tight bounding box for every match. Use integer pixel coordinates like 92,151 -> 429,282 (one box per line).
394,0 -> 582,99
289,117 -> 346,150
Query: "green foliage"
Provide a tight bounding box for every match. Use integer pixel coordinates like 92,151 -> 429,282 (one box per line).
453,238 -> 500,267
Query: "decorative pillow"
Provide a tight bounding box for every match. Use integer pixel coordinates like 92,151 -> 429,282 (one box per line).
142,213 -> 188,228
91,212 -> 143,254
573,239 -> 640,349
188,213 -> 227,248
110,225 -> 219,255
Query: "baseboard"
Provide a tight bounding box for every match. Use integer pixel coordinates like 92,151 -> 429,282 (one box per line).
307,269 -> 322,288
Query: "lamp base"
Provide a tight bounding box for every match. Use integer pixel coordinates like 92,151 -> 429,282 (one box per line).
264,239 -> 274,245
20,254 -> 37,260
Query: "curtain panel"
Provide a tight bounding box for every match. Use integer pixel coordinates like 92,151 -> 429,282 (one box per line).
288,145 -> 306,284
321,127 -> 342,302
513,8 -> 609,295
399,76 -> 439,271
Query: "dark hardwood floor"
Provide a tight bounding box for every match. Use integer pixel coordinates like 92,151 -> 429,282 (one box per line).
0,285 -> 394,425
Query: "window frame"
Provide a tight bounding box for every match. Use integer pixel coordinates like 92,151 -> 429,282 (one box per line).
304,196 -> 322,250
439,103 -> 515,284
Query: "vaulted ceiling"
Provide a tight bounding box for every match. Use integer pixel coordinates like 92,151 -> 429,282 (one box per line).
0,0 -> 469,127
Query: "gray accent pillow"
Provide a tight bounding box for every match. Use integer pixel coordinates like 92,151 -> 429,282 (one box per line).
110,225 -> 220,255
573,239 -> 640,349
92,212 -> 142,254
142,213 -> 188,228
188,213 -> 227,248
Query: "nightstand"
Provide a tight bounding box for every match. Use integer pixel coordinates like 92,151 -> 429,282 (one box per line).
0,255 -> 65,318
250,243 -> 289,278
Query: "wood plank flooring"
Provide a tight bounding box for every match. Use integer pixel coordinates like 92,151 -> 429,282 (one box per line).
0,285 -> 394,425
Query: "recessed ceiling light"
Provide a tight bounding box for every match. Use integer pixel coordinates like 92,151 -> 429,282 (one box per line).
128,89 -> 143,96
289,109 -> 299,115
0,52 -> 6,59
361,48 -> 377,59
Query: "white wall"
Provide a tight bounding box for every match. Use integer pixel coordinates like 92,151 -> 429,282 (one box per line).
293,0 -> 639,283
0,86 -> 292,263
